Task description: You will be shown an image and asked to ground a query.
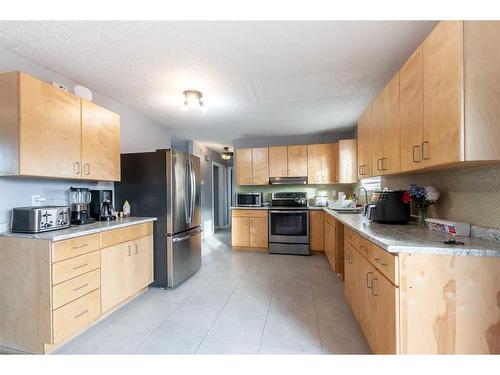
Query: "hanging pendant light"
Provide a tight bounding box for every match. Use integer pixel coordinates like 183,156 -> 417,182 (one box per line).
183,90 -> 204,110
221,146 -> 233,160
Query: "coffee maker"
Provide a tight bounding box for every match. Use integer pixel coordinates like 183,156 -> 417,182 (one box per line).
69,187 -> 95,225
90,190 -> 116,221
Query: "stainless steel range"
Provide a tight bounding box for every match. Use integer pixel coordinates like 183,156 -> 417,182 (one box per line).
268,192 -> 309,255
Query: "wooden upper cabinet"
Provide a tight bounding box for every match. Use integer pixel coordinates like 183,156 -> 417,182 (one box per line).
307,143 -> 336,184
269,146 -> 288,177
357,107 -> 372,179
338,139 -> 358,183
287,145 -> 308,177
251,147 -> 269,185
400,46 -> 424,172
18,72 -> 82,178
236,148 -> 253,185
423,21 -> 463,168
236,147 -> 269,185
382,74 -> 401,174
81,100 -> 121,181
371,91 -> 385,175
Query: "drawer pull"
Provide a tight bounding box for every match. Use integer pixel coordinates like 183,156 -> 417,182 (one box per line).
128,245 -> 132,256
73,309 -> 89,319
73,283 -> 89,292
366,271 -> 373,289
371,278 -> 378,296
72,244 -> 88,249
374,257 -> 388,266
72,263 -> 88,270
135,243 -> 139,255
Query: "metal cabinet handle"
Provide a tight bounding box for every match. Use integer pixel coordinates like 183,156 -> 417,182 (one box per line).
412,145 -> 421,163
371,278 -> 378,296
358,165 -> 362,176
84,163 -> 90,175
376,158 -> 383,171
72,263 -> 88,270
382,158 -> 388,171
374,257 -> 388,266
74,309 -> 88,319
366,271 -> 373,289
74,161 -> 80,175
128,245 -> 131,256
421,141 -> 430,160
134,243 -> 138,255
72,244 -> 88,249
73,283 -> 88,292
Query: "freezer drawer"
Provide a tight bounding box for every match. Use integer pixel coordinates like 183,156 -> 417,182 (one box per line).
167,227 -> 202,288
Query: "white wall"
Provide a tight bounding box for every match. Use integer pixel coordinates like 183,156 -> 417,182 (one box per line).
0,47 -> 172,230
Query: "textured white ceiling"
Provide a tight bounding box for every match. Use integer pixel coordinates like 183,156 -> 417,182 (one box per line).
0,21 -> 437,151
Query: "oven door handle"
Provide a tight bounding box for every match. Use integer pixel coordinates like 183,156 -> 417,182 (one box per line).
269,210 -> 309,214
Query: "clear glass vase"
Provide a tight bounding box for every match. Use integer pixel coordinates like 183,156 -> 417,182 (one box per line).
417,205 -> 429,227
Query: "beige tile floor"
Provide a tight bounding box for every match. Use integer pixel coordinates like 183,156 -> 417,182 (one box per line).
54,229 -> 370,355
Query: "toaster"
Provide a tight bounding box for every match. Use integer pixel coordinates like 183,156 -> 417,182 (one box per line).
11,206 -> 71,233
365,190 -> 410,224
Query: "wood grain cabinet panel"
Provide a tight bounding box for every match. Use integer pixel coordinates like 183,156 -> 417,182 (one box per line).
422,21 -> 463,168
236,148 -> 253,185
231,216 -> 250,247
371,92 -> 385,175
251,147 -> 269,185
52,250 -> 100,285
19,72 -> 82,179
357,107 -> 372,178
81,100 -> 121,181
307,144 -> 336,184
52,269 -> 101,310
400,46 -> 424,172
249,217 -> 268,248
269,146 -> 288,177
101,241 -> 133,313
382,74 -> 401,175
131,235 -> 153,295
287,145 -> 308,177
324,220 -> 336,269
338,139 -> 358,183
309,210 -> 324,251
51,234 -> 100,263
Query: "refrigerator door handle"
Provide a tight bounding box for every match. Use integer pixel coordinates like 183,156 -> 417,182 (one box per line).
172,227 -> 202,243
190,158 -> 196,224
184,160 -> 191,224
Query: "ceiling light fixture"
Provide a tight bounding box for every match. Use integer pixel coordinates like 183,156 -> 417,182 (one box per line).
221,146 -> 233,161
183,89 -> 204,111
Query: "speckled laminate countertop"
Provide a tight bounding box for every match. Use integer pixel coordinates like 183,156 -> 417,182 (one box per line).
0,217 -> 157,242
321,208 -> 500,257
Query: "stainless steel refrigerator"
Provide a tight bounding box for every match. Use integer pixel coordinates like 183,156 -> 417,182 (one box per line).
115,149 -> 202,288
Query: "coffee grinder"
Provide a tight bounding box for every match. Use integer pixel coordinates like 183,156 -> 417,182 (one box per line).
69,187 -> 95,225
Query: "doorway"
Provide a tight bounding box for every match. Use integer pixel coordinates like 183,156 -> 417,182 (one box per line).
212,162 -> 225,234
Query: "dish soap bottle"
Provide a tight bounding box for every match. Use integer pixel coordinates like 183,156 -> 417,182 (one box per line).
122,200 -> 131,217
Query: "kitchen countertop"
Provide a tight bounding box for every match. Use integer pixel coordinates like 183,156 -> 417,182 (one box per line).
321,208 -> 500,257
0,217 -> 157,242
230,206 -> 270,210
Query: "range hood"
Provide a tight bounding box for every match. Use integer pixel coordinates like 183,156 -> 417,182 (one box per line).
269,176 -> 308,185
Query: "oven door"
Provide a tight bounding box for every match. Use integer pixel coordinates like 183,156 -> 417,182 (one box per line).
269,210 -> 309,244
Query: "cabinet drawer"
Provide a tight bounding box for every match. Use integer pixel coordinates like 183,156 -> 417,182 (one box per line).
52,234 -> 100,263
231,209 -> 268,218
367,244 -> 399,286
344,227 -> 359,249
52,250 -> 100,285
358,236 -> 371,258
52,289 -> 101,344
325,212 -> 336,226
52,269 -> 100,309
101,222 -> 153,248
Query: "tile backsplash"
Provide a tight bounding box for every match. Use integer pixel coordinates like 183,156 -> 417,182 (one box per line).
375,165 -> 500,229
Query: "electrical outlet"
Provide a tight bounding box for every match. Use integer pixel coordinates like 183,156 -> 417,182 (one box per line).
31,195 -> 41,206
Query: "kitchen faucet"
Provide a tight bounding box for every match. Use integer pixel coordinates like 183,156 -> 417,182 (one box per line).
354,186 -> 369,216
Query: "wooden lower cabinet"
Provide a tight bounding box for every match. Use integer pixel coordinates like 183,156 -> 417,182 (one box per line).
344,243 -> 360,319
131,235 -> 154,295
231,209 -> 268,250
309,210 -> 324,251
324,219 -> 335,268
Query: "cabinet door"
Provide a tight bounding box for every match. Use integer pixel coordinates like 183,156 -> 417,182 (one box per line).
249,217 -> 268,248
372,269 -> 399,354
101,242 -> 132,313
382,74 -> 401,174
371,92 -> 385,176
357,107 -> 372,178
338,139 -> 358,183
131,235 -> 153,295
423,21 -> 463,167
81,100 -> 121,181
307,144 -> 335,184
287,145 -> 308,177
400,46 -> 424,172
19,73 -> 81,178
268,146 -> 288,177
324,221 -> 335,269
231,216 -> 250,247
309,210 -> 324,251
344,245 -> 360,319
236,148 -> 253,185
251,148 -> 269,185
358,255 -> 376,349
